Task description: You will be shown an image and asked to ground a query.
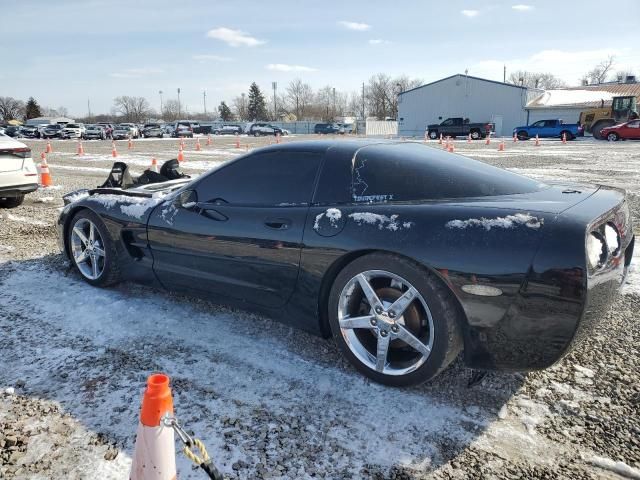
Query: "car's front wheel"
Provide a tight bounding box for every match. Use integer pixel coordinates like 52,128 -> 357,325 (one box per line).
0,195 -> 25,208
68,210 -> 121,287
328,253 -> 463,386
428,130 -> 438,140
607,132 -> 619,142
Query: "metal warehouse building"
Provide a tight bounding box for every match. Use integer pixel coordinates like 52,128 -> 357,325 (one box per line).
525,82 -> 640,124
398,74 -> 540,138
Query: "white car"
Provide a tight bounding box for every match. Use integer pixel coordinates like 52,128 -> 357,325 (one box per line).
61,123 -> 86,139
119,123 -> 140,138
0,134 -> 39,208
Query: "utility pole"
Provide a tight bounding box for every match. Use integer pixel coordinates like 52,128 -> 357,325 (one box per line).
159,90 -> 163,118
361,82 -> 365,120
87,98 -> 91,120
241,92 -> 246,121
272,82 -> 277,120
177,88 -> 181,118
503,65 -> 506,83
203,90 -> 207,117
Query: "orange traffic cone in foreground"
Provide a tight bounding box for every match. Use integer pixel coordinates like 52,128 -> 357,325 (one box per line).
447,141 -> 455,153
467,133 -> 472,143
206,135 -> 212,146
485,133 -> 491,145
196,138 -> 201,151
149,158 -> 158,173
438,133 -> 443,145
498,139 -> 505,151
46,141 -> 52,153
513,133 -> 518,143
130,374 -> 176,480
128,138 -> 133,150
77,141 -> 84,156
562,132 -> 567,144
39,154 -> 53,187
235,134 -> 240,149
112,143 -> 118,157
535,134 -> 540,146
177,145 -> 185,162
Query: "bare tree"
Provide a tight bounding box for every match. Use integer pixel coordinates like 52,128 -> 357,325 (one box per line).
365,73 -> 421,120
112,96 -> 151,123
581,56 -> 616,85
285,79 -> 314,120
162,99 -> 180,121
232,94 -> 249,121
0,96 -> 26,121
508,71 -> 567,89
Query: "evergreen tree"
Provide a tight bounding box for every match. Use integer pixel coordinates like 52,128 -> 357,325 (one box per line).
24,97 -> 42,120
218,101 -> 234,121
247,83 -> 268,121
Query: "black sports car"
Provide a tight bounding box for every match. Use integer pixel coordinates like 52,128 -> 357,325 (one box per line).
57,141 -> 634,386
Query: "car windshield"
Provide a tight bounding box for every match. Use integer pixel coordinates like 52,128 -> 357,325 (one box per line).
145,124 -> 160,128
66,124 -> 79,128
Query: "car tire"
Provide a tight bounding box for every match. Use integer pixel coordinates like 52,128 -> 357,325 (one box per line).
0,195 -> 25,209
68,209 -> 121,287
328,253 -> 463,386
517,131 -> 529,140
428,130 -> 438,140
560,130 -> 574,141
607,132 -> 619,142
470,130 -> 481,140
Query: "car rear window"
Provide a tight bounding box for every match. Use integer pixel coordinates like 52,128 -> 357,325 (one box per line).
350,143 -> 547,202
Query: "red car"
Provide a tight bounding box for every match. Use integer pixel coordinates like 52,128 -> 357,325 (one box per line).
601,120 -> 640,141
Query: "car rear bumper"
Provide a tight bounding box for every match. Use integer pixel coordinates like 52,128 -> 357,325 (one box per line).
0,182 -> 39,196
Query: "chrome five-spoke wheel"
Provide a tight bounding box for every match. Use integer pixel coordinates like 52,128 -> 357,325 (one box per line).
70,218 -> 106,280
338,270 -> 434,376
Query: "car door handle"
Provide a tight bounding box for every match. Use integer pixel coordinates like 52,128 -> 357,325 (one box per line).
264,218 -> 291,230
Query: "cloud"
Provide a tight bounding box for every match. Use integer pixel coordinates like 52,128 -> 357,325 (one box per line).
266,64 -> 317,72
109,67 -> 163,78
512,4 -> 533,11
338,21 -> 371,31
461,10 -> 479,17
192,54 -> 233,62
369,39 -> 390,45
206,27 -> 265,47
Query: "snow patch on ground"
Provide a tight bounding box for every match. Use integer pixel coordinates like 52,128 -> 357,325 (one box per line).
348,212 -> 413,231
4,213 -> 50,226
446,213 -> 543,231
622,247 -> 640,296
33,196 -> 55,203
583,454 -> 640,479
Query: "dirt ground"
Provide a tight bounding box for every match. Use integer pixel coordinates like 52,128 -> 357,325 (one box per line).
1,135 -> 639,479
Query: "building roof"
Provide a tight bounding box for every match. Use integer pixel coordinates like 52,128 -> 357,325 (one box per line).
24,116 -> 75,125
399,73 -> 530,96
526,82 -> 640,109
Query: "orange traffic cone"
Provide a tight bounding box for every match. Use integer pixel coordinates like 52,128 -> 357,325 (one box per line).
467,133 -> 472,143
513,133 -> 518,143
128,138 -> 133,150
562,132 -> 567,144
423,132 -> 428,143
149,158 -> 158,173
177,145 -> 185,162
112,143 -> 118,158
498,139 -> 505,151
438,133 -> 443,145
77,141 -> 84,156
130,374 -> 177,480
39,154 -> 53,187
447,142 -> 455,153
196,138 -> 201,151
206,135 -> 212,146
485,133 -> 491,145
235,134 -> 240,149
46,141 -> 52,153
535,134 -> 540,146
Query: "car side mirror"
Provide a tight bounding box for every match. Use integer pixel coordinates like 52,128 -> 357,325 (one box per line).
177,189 -> 198,209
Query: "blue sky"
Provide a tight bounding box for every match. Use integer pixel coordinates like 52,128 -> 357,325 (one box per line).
2,0 -> 639,116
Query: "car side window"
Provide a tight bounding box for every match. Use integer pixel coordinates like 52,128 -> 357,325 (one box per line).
532,121 -> 544,128
628,121 -> 639,128
195,151 -> 323,205
441,119 -> 454,126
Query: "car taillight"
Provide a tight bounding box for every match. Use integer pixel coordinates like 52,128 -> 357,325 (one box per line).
0,147 -> 31,159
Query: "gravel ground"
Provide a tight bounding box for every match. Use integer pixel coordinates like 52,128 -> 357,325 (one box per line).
0,136 -> 639,479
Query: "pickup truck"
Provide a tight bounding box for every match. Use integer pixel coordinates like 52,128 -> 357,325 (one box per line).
513,119 -> 584,140
427,118 -> 494,140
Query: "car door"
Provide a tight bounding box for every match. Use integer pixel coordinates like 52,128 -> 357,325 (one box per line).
623,120 -> 640,139
147,150 -> 324,308
527,120 -> 544,137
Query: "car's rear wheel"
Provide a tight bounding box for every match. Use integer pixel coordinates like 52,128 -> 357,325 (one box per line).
68,210 -> 121,287
470,130 -> 481,140
607,132 -> 619,142
0,195 -> 25,209
428,130 -> 438,140
328,253 -> 463,386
